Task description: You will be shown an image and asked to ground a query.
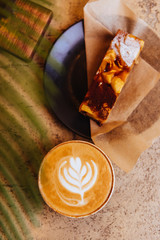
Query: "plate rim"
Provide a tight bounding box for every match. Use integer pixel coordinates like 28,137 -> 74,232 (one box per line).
43,20 -> 91,139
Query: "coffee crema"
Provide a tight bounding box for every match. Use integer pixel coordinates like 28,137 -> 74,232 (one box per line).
38,141 -> 115,217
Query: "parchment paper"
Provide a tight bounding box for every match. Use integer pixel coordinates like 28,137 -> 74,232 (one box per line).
84,0 -> 160,172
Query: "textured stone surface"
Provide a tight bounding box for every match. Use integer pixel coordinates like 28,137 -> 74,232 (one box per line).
0,0 -> 159,239
124,0 -> 160,35
34,1 -> 160,239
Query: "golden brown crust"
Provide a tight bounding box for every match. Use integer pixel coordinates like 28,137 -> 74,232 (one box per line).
79,29 -> 144,125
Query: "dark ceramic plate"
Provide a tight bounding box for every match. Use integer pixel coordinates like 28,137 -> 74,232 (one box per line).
44,21 -> 90,138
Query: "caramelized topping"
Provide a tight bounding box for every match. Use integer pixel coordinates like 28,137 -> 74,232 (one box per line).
79,29 -> 144,125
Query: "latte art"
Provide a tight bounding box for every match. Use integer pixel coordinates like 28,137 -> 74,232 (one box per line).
58,157 -> 98,206
38,141 -> 115,217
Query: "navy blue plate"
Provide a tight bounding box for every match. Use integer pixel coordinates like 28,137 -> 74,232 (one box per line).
44,21 -> 90,139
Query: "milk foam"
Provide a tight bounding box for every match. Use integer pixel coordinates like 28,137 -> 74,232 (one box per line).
58,157 -> 98,206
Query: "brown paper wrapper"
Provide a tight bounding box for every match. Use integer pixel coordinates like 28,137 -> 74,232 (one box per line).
84,0 -> 160,172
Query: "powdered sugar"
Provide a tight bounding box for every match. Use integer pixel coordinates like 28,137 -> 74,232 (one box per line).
111,32 -> 141,67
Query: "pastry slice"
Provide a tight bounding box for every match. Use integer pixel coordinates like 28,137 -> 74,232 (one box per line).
79,29 -> 144,125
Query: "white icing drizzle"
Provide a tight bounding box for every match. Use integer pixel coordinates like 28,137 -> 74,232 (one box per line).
111,33 -> 140,67
57,157 -> 98,206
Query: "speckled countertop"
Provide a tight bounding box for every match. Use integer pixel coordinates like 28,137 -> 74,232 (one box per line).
0,0 -> 159,239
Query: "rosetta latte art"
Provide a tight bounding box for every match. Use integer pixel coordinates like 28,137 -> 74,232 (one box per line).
57,157 -> 98,206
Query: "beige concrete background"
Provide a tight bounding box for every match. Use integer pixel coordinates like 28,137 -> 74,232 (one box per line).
0,0 -> 159,239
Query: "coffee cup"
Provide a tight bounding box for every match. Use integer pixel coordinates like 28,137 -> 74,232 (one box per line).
38,140 -> 115,218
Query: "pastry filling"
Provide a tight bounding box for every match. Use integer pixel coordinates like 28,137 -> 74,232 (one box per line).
79,29 -> 144,125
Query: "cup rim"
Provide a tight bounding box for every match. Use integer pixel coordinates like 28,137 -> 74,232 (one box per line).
38,140 -> 115,218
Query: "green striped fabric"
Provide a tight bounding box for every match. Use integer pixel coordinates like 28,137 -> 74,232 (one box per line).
0,0 -> 52,61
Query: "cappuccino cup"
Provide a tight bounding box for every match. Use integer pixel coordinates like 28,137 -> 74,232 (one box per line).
38,140 -> 115,218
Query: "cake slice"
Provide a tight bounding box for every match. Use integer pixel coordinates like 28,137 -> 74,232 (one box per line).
79,29 -> 144,125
